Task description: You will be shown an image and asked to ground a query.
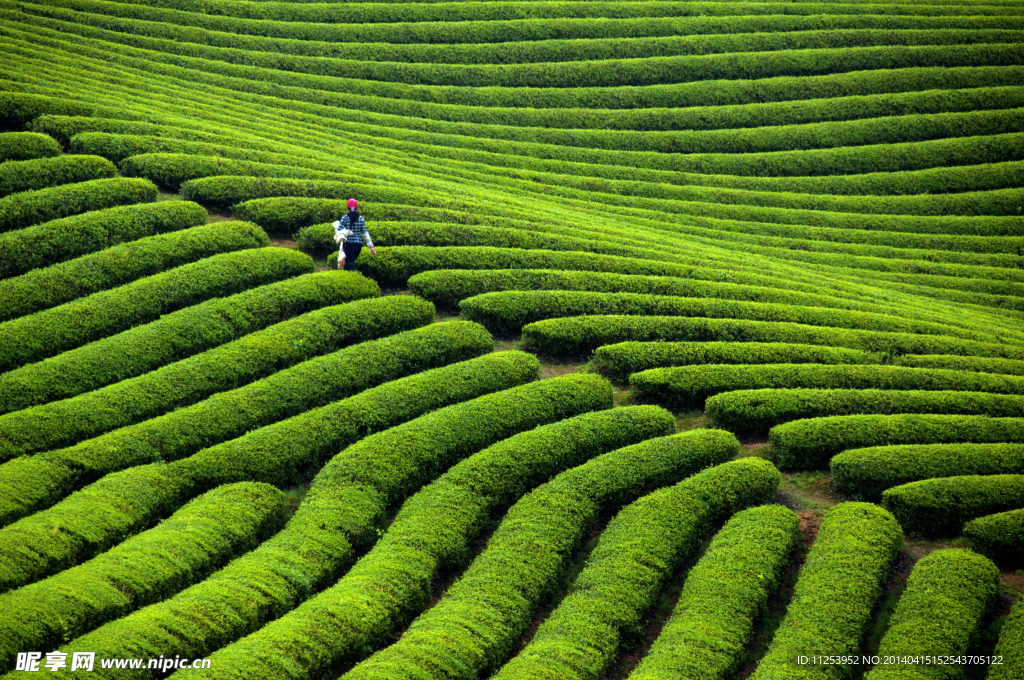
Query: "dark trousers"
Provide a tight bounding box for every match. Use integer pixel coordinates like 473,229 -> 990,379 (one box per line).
342,243 -> 362,271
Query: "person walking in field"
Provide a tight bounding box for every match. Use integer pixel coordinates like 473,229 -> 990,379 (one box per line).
334,198 -> 376,270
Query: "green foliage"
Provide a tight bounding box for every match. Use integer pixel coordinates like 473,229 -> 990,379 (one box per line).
710,389 -> 1024,437
882,474 -> 1024,537
0,131 -> 61,162
0,200 -> 208,279
0,348 -> 523,593
771,414 -> 1024,470
751,502 -> 904,680
865,549 -> 1000,680
0,92 -> 121,130
490,464 -> 783,680
0,221 -> 270,322
629,505 -> 801,680
964,509 -> 1024,564
893,354 -> 1024,377
459,291 -> 976,340
57,407 -> 674,675
0,482 -> 288,669
521,316 -> 1024,360
120,152 -> 335,190
593,342 -> 882,383
0,177 -> 158,232
0,289 -> 413,462
0,246 -> 312,373
0,271 -> 363,412
0,154 -> 114,198
333,439 -> 752,680
988,597 -> 1024,680
631,364 -> 1024,411
832,443 -> 1024,501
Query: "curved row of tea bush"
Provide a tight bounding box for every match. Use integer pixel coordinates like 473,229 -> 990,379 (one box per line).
460,290 -> 982,340
964,509 -> 1024,563
488,468 -> 783,680
120,152 -> 339,190
0,154 -> 114,198
893,353 -> 1024,376
628,505 -> 800,680
337,455 -> 771,680
55,406 -> 674,678
0,131 -> 60,162
0,271 -> 360,413
0,318 -> 480,526
0,292 -> 421,463
195,372 -> 621,679
521,317 -> 1024,360
0,200 -> 208,279
832,443 -> 1024,500
771,414 -> 1024,470
631,363 -> 1024,410
750,503 -> 904,680
0,482 -> 287,671
882,474 -> 1024,536
0,246 -> 312,373
0,345 -> 523,593
593,341 -> 882,383
0,176 -> 157,232
865,549 -> 999,679
0,221 -> 270,322
989,599 -> 1024,680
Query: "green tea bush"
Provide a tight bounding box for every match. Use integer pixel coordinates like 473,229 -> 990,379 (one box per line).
0,482 -> 287,668
964,509 -> 1024,564
629,505 -> 800,680
631,364 -> 1024,410
708,389 -> 1024,436
771,415 -> 1024,470
0,292 -> 422,461
120,152 -> 334,190
334,446 -> 760,680
55,406 -> 673,675
521,316 -> 1024,360
0,246 -> 312,373
489,467 -> 783,680
832,443 -> 1024,501
865,549 -> 999,679
0,200 -> 208,279
0,131 -> 60,162
893,354 -> 1024,376
408,268 -> 879,314
882,474 -> 1024,536
0,154 -> 114,198
0,349 -> 526,593
988,598 -> 1024,680
0,221 -> 269,321
0,271 -> 360,412
593,341 -> 882,383
750,503 -> 903,680
0,177 -> 157,232
459,291 -> 972,339
0,92 -> 120,130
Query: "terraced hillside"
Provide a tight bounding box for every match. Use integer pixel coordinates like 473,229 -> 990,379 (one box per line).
1,0 -> 1023,677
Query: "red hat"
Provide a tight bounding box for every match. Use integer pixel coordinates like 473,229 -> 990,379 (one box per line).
347,198 -> 358,209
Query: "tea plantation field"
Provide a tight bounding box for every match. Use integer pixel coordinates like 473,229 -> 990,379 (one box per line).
0,0 -> 1023,676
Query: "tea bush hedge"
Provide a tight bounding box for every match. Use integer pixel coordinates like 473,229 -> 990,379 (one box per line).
0,482 -> 287,670
832,443 -> 1024,500
0,131 -> 60,162
882,474 -> 1024,536
0,347 -> 526,593
0,246 -> 312,373
964,509 -> 1024,564
0,200 -> 208,279
893,353 -> 1024,376
0,177 -> 158,232
865,549 -> 999,679
0,221 -> 269,321
771,414 -> 1024,470
988,598 -> 1024,680
629,505 -> 800,680
631,364 -> 1024,411
707,389 -> 1024,436
750,503 -> 903,680
0,154 -> 114,198
489,467 -> 783,680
